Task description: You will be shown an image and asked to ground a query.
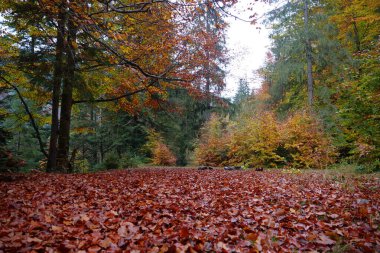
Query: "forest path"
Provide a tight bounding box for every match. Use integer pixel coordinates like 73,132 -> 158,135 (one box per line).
1,168 -> 379,252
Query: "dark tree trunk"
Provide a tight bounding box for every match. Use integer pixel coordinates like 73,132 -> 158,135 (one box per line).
57,15 -> 77,172
352,21 -> 361,53
47,1 -> 66,172
205,0 -> 211,109
304,0 -> 314,107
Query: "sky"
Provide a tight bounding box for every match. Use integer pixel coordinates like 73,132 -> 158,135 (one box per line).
222,1 -> 272,98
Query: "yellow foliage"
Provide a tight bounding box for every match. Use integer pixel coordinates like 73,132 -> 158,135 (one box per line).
145,129 -> 177,166
279,111 -> 337,169
194,114 -> 230,166
228,111 -> 284,167
194,110 -> 337,169
152,142 -> 177,166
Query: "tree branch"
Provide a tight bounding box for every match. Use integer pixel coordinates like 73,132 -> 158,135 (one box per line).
80,26 -> 187,83
0,76 -> 48,158
90,0 -> 166,16
73,79 -> 157,104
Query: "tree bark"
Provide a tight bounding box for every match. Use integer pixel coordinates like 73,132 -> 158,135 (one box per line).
57,13 -> 77,172
47,1 -> 66,172
304,0 -> 314,107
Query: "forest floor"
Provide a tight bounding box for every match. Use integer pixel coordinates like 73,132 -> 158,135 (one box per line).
0,168 -> 379,252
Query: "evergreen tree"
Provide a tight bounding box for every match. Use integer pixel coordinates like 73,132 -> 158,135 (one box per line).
234,78 -> 251,105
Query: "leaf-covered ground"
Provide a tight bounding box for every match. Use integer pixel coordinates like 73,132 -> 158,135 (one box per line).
1,169 -> 379,252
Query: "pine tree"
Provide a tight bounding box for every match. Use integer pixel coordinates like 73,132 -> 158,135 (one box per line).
234,78 -> 251,105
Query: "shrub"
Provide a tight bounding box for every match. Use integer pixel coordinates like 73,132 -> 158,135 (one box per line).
194,114 -> 231,166
0,148 -> 25,172
102,153 -> 120,170
152,142 -> 177,166
228,111 -> 284,167
73,158 -> 90,173
120,153 -> 147,168
354,160 -> 380,174
194,109 -> 337,169
279,111 -> 337,169
143,129 -> 177,166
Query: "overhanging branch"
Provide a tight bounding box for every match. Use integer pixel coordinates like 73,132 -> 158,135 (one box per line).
72,80 -> 156,104
0,76 -> 48,158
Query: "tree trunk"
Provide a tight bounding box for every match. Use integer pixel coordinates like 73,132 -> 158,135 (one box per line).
47,1 -> 66,172
17,132 -> 21,155
205,0 -> 211,109
99,108 -> 104,163
57,14 -> 77,172
304,0 -> 314,107
352,21 -> 361,53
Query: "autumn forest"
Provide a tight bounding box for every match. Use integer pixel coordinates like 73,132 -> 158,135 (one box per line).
0,0 -> 379,252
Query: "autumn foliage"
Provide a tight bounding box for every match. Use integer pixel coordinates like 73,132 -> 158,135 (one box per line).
152,142 -> 177,166
228,111 -> 283,167
280,111 -> 337,169
145,130 -> 176,166
195,110 -> 336,169
194,114 -> 231,166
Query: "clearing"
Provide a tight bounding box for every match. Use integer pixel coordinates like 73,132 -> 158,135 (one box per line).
0,168 -> 379,252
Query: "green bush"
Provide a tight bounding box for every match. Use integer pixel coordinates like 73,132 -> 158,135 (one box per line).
102,153 -> 120,170
355,160 -> 380,174
120,153 -> 146,168
74,158 -> 90,173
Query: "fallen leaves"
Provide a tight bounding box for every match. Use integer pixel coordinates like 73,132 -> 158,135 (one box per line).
0,169 -> 379,252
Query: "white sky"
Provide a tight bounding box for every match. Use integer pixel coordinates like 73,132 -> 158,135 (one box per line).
222,1 -> 272,98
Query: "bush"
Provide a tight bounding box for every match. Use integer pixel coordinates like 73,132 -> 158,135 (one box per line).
120,153 -> 146,168
0,148 -> 25,172
354,160 -> 380,174
279,111 -> 337,169
194,114 -> 231,166
74,158 -> 90,173
102,153 -> 119,170
152,142 -> 177,166
194,110 -> 337,169
228,111 -> 284,167
143,129 -> 177,166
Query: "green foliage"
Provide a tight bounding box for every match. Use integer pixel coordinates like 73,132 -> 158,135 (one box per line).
234,78 -> 251,105
261,0 -> 380,169
120,153 -> 147,168
354,160 -> 380,174
102,153 -> 120,170
73,158 -> 90,173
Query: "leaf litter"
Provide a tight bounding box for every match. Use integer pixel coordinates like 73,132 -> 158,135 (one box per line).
0,168 -> 379,252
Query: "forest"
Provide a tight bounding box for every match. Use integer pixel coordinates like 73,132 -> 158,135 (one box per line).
0,0 -> 379,173
0,0 -> 379,252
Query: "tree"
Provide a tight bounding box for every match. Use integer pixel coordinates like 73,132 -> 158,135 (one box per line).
194,113 -> 231,166
262,0 -> 380,164
233,77 -> 251,105
264,0 -> 346,110
186,0 -> 229,102
0,0 -> 235,172
326,0 -> 380,162
303,0 -> 314,106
